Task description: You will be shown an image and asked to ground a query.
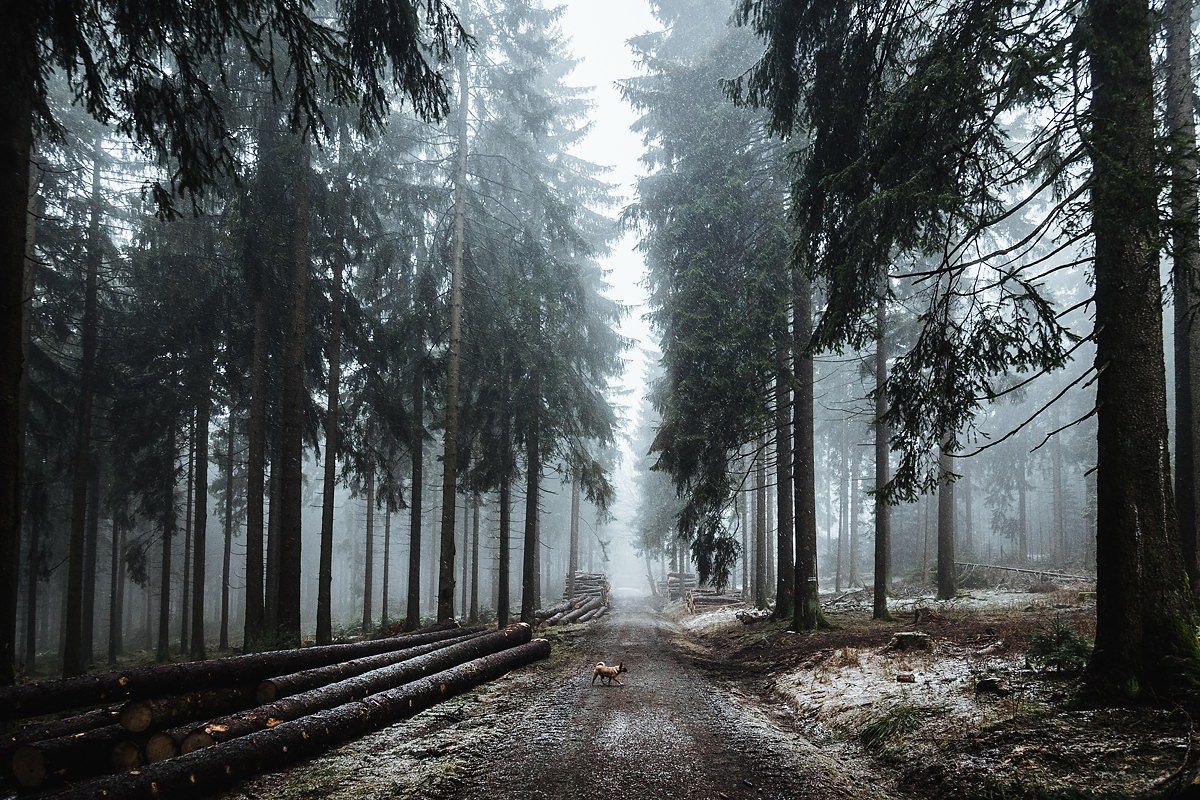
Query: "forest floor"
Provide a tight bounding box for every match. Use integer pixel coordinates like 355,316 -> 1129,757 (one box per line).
224,590 -> 1195,800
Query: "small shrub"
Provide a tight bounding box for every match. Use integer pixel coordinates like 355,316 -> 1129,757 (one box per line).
858,703 -> 928,749
1026,618 -> 1091,675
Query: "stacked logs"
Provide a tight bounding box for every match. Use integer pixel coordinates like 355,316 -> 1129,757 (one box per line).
536,572 -> 610,626
0,623 -> 549,798
685,587 -> 744,613
655,572 -> 698,601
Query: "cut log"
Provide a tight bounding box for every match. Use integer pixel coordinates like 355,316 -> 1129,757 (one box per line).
552,596 -> 602,625
109,740 -> 142,772
118,686 -> 258,733
144,727 -> 187,763
10,723 -> 131,789
255,630 -> 486,703
181,624 -> 532,753
3,706 -> 120,751
534,601 -> 571,620
43,639 -> 551,800
0,624 -> 475,720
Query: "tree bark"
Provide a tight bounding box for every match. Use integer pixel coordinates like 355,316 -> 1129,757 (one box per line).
181,625 -> 531,753
520,399 -> 541,624
254,628 -> 481,703
181,414 -> 194,654
82,460 -> 101,666
0,625 -> 471,719
872,283 -> 891,620
275,130 -> 311,646
107,520 -> 124,665
156,423 -> 177,663
469,494 -> 480,622
937,442 -> 956,600
118,687 -> 258,734
50,639 -> 550,800
243,298 -> 268,648
382,499 -> 392,628
219,422 -> 234,651
437,41 -> 471,624
363,471 -> 375,631
1085,0 -> 1200,697
317,255 -> 342,644
791,277 -> 824,631
774,329 -> 795,618
190,392 -> 210,659
498,398 -> 512,626
568,478 -> 580,600
1167,0 -> 1200,592
63,133 -> 104,677
754,437 -> 767,608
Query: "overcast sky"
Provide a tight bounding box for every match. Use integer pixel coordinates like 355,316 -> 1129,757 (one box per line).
557,0 -> 658,582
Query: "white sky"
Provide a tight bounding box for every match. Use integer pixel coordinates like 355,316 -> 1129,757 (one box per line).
558,0 -> 658,582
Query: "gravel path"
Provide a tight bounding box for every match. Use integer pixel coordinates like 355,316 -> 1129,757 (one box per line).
225,599 -> 888,800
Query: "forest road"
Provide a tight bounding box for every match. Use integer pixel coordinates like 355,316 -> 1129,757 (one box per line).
226,598 -> 887,800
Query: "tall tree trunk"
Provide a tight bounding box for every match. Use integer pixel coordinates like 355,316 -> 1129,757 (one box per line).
937,442 -> 955,600
275,131 -> 311,646
18,159 -> 40,674
1167,0 -> 1200,593
498,394 -> 512,627
181,415 -> 194,655
362,472 -> 375,632
873,282 -> 891,620
836,426 -> 849,591
1086,0 -> 1200,696
63,133 -> 104,677
738,489 -> 748,598
404,264 -> 425,632
382,500 -> 392,628
469,495 -> 480,623
791,277 -> 824,631
157,423 -> 177,662
0,12 -> 36,687
220,423 -> 234,651
317,255 -> 341,644
774,332 -> 795,619
1052,436 -> 1066,561
265,441 -> 281,633
82,460 -> 101,667
23,504 -> 40,671
849,440 -> 861,586
1017,451 -> 1028,562
520,403 -> 541,624
243,299 -> 267,648
754,438 -> 767,608
107,520 -> 124,665
961,459 -> 974,559
437,43 -> 471,624
190,392 -> 210,659
567,478 -> 580,599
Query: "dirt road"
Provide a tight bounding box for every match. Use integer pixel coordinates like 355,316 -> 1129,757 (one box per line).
226,599 -> 886,800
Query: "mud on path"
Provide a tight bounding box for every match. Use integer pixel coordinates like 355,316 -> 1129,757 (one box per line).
223,599 -> 886,800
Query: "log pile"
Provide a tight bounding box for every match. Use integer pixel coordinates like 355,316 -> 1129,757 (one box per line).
0,622 -> 548,797
684,588 -> 744,613
655,572 -> 698,601
538,572 -> 611,626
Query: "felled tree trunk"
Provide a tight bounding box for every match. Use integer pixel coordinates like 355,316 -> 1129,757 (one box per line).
181,625 -> 531,752
47,640 -> 551,800
117,686 -> 258,734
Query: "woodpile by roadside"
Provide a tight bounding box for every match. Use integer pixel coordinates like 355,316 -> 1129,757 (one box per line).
655,572 -> 697,601
684,588 -> 743,613
535,572 -> 611,626
0,622 -> 548,798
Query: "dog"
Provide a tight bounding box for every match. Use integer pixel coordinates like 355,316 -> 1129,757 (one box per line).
592,661 -> 628,686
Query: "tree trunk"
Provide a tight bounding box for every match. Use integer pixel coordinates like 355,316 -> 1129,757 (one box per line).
107,520 -> 124,665
219,423 -> 234,651
275,131 -> 311,646
872,283 -> 891,620
961,459 -> 974,559
498,402 -> 512,626
1017,450 -> 1028,562
1167,0 -> 1200,592
254,629 -> 481,702
469,494 -> 480,623
937,442 -> 956,600
774,330 -> 795,618
437,43 -> 471,624
51,639 -> 550,800
836,426 -> 849,591
157,423 -> 177,663
243,299 -> 268,648
181,414 -> 194,655
1086,0 -> 1200,696
362,471 -> 375,631
317,256 -> 342,644
181,626 -> 531,753
405,280 -> 425,631
118,687 -> 259,734
382,500 -> 392,628
0,12 -> 36,689
82,460 -> 101,666
754,437 -> 767,608
460,494 -> 469,614
62,133 -> 104,677
791,276 -> 824,631
190,393 -> 210,660
520,401 -> 540,624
